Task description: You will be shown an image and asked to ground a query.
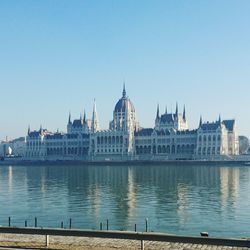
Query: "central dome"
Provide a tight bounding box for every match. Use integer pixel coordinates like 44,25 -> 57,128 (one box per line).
114,86 -> 135,113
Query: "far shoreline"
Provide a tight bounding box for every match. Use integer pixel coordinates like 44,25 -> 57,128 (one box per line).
0,159 -> 249,167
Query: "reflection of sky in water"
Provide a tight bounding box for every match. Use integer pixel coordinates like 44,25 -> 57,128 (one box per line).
0,164 -> 249,237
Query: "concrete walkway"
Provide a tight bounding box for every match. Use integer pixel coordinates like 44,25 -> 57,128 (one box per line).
0,233 -> 249,250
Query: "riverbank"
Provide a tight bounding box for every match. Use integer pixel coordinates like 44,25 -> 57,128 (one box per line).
1,159 -> 250,166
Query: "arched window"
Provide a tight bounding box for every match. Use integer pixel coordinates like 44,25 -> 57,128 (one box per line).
212,147 -> 215,154
171,145 -> 175,154
207,147 -> 211,155
191,144 -> 195,153
217,147 -> 220,154
177,145 -> 181,154
166,145 -> 170,154
140,146 -> 143,154
198,147 -> 202,155
202,147 -> 206,155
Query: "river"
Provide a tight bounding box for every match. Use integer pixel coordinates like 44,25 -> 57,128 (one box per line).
0,164 -> 249,237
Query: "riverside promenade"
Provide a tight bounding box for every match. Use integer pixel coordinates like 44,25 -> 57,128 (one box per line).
0,227 -> 249,250
0,234 -> 249,249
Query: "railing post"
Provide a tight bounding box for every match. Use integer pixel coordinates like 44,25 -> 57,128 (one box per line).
145,218 -> 148,232
35,217 -> 37,227
46,235 -> 49,247
8,217 -> 11,227
25,220 -> 27,227
107,219 -> 109,230
100,222 -> 102,230
69,218 -> 72,229
135,224 -> 137,232
61,221 -> 64,228
141,240 -> 144,250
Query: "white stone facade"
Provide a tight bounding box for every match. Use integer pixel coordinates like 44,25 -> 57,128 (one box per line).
20,86 -> 239,161
195,118 -> 239,160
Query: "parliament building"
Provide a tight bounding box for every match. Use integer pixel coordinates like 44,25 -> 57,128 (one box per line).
25,86 -> 239,161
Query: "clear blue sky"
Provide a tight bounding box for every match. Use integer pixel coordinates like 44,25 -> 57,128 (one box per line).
0,0 -> 250,140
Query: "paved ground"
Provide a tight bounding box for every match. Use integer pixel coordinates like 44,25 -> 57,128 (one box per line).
0,233 -> 249,250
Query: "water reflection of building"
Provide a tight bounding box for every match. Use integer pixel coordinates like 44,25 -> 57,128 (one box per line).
8,166 -> 13,192
88,183 -> 101,219
176,183 -> 188,224
127,167 -> 136,219
220,167 -> 239,207
1,164 -> 246,233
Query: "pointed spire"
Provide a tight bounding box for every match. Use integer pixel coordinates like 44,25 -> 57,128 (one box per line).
156,104 -> 160,120
91,99 -> 99,132
39,124 -> 42,133
165,106 -> 168,114
28,125 -> 30,135
199,115 -> 203,127
80,113 -> 83,124
68,112 -> 71,124
183,105 -> 186,120
175,102 -> 178,116
83,109 -> 86,123
218,114 -> 221,123
122,82 -> 126,98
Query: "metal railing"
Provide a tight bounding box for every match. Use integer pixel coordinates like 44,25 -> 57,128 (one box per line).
0,226 -> 250,250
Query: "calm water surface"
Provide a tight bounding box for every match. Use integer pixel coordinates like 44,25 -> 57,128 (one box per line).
0,164 -> 250,237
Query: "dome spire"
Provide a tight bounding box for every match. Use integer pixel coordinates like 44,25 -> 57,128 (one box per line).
122,82 -> 126,98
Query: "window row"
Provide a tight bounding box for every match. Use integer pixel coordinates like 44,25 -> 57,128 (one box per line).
198,135 -> 221,142
97,136 -> 124,145
136,144 -> 195,155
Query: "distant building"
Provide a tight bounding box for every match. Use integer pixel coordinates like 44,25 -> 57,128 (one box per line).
238,136 -> 249,154
24,86 -> 239,161
0,137 -> 26,158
